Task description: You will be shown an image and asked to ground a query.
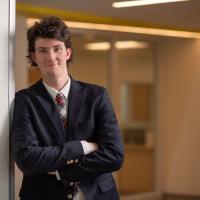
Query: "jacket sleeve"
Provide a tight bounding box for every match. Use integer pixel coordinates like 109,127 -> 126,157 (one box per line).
12,93 -> 84,175
59,89 -> 124,181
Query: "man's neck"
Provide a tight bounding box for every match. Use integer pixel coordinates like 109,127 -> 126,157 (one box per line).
42,74 -> 69,91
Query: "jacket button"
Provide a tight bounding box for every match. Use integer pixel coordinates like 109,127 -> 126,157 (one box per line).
67,193 -> 73,199
70,160 -> 74,164
69,182 -> 74,186
66,161 -> 71,165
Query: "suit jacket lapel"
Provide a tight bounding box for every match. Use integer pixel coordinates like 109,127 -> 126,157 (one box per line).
32,80 -> 65,143
67,78 -> 86,139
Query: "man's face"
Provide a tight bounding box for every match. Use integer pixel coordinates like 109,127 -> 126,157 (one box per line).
31,38 -> 71,81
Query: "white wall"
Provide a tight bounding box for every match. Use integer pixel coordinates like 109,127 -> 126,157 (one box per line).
157,38 -> 200,196
0,0 -> 15,199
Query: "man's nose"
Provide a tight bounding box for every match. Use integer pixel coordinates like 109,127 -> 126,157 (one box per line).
47,49 -> 56,61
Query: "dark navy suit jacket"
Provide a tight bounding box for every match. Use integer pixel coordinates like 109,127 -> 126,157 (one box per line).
12,78 -> 124,200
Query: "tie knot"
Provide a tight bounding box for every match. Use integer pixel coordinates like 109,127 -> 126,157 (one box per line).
55,93 -> 65,107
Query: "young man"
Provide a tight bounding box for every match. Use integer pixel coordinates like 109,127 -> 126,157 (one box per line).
12,16 -> 124,200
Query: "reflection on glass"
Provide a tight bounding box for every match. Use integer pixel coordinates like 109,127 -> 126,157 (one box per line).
119,82 -> 155,195
121,83 -> 153,145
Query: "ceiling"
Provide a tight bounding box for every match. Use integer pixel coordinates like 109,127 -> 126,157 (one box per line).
16,0 -> 200,31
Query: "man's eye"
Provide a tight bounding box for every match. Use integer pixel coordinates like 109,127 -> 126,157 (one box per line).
54,47 -> 62,52
38,49 -> 47,53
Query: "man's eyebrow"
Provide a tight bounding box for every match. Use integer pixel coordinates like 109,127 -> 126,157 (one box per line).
36,44 -> 63,50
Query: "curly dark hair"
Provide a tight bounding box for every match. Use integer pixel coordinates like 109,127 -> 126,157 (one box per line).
27,16 -> 73,67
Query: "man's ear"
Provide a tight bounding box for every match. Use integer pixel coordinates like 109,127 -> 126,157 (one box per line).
30,52 -> 36,63
66,48 -> 72,60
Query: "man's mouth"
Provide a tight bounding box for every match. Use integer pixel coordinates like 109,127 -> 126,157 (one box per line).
45,63 -> 58,67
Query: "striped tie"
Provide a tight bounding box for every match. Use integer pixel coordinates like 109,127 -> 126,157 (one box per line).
55,92 -> 67,128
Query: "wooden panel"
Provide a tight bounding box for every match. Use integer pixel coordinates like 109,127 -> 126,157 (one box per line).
118,144 -> 154,194
28,67 -> 41,85
131,84 -> 150,122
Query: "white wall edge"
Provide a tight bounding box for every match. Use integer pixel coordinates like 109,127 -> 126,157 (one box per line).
9,0 -> 16,199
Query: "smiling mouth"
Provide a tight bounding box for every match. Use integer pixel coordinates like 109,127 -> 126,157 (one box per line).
45,64 -> 58,67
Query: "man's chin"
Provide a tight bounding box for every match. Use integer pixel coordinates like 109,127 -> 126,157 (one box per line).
45,64 -> 58,69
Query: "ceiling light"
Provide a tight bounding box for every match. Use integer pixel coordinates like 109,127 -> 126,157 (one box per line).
115,41 -> 150,49
27,18 -> 200,39
85,42 -> 111,50
85,41 -> 150,51
112,0 -> 190,8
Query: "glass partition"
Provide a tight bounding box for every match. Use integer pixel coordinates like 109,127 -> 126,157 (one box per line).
15,15 -> 157,199
117,44 -> 156,195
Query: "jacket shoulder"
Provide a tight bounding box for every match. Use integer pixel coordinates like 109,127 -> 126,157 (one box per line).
15,80 -> 42,98
76,80 -> 106,95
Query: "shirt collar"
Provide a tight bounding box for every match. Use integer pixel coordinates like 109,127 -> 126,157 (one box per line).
42,77 -> 71,101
